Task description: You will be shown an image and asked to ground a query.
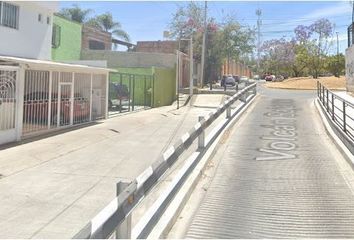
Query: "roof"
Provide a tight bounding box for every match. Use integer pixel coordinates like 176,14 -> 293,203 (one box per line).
0,55 -> 115,74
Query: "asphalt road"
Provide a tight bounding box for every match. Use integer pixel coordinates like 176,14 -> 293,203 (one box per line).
178,85 -> 354,238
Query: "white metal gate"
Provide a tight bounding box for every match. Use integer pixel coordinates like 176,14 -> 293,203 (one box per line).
0,67 -> 18,145
58,83 -> 73,126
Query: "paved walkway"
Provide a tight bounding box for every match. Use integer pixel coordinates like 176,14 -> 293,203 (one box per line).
0,94 -> 227,238
185,86 -> 354,238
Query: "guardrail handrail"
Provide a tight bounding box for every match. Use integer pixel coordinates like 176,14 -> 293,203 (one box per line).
317,81 -> 354,141
74,83 -> 257,239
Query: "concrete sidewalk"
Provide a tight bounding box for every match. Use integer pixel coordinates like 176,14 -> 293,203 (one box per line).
0,94 -> 227,238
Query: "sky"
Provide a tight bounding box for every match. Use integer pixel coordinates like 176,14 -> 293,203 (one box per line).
59,1 -> 352,54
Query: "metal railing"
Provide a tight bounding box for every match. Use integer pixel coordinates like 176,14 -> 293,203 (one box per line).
348,22 -> 354,48
317,82 -> 354,141
109,72 -> 154,115
73,82 -> 257,239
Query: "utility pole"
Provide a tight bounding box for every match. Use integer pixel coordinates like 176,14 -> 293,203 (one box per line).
200,1 -> 207,89
189,37 -> 193,97
256,8 -> 262,74
336,31 -> 340,78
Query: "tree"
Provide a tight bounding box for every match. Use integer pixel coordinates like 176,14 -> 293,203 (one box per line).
168,3 -> 255,85
87,13 -> 130,42
294,18 -> 334,78
59,4 -> 92,23
261,38 -> 295,76
168,2 -> 204,40
324,54 -> 345,77
220,16 -> 255,68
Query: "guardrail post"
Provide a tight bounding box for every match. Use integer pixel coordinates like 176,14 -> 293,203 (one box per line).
240,91 -> 247,103
252,85 -> 256,94
343,101 -> 347,132
331,93 -> 335,120
326,89 -> 329,112
198,116 -> 205,148
322,86 -> 325,103
320,83 -> 322,102
116,181 -> 132,239
317,81 -> 319,97
236,83 -> 239,92
226,105 -> 231,118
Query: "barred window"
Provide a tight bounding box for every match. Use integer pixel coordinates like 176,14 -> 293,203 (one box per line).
0,2 -> 19,29
52,23 -> 61,48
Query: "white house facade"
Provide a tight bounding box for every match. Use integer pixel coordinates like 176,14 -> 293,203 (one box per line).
0,1 -> 58,60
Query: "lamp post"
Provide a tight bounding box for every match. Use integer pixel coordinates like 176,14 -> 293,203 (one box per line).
336,31 -> 340,78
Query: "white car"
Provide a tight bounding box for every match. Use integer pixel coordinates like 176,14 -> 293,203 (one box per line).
240,76 -> 249,82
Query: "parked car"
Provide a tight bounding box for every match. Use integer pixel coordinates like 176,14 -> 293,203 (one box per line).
253,75 -> 260,80
233,75 -> 240,83
274,75 -> 285,82
23,92 -> 90,124
265,75 -> 273,81
109,83 -> 130,109
240,76 -> 249,82
225,75 -> 236,86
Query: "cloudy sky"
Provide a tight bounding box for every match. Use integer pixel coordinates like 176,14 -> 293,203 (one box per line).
60,1 -> 352,54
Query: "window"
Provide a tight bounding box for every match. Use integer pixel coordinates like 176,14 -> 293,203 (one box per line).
0,2 -> 19,29
38,13 -> 42,22
46,16 -> 50,25
89,40 -> 105,50
52,23 -> 61,48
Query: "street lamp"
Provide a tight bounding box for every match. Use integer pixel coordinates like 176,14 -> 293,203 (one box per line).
336,32 -> 340,78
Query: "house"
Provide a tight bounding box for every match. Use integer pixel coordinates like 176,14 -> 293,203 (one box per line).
0,1 -> 58,60
0,2 -> 111,145
52,14 -> 82,61
51,16 -> 179,109
82,25 -> 112,51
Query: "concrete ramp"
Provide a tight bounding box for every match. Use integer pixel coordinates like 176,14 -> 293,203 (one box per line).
192,94 -> 226,108
183,88 -> 354,238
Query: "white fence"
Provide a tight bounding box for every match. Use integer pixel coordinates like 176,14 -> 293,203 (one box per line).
23,70 -> 107,136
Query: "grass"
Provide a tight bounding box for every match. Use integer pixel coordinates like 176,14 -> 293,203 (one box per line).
265,76 -> 346,90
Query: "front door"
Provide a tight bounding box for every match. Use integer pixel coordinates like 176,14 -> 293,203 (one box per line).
0,67 -> 18,145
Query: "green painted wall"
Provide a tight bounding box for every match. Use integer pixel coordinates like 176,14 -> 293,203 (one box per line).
152,67 -> 176,107
109,66 -> 176,108
52,15 -> 82,61
110,70 -> 153,106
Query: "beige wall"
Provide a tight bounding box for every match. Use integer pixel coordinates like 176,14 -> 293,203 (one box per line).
136,41 -> 178,54
81,50 -> 176,68
346,46 -> 354,92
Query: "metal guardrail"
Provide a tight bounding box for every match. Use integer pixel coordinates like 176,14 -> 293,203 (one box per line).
317,82 -> 354,141
73,83 -> 257,239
